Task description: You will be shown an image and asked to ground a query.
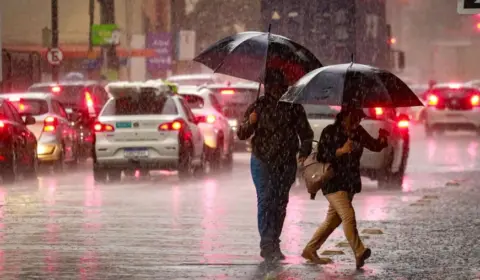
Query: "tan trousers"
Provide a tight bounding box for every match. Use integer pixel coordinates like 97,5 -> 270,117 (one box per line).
304,191 -> 365,258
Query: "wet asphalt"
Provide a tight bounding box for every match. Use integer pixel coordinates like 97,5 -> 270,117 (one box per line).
0,124 -> 479,280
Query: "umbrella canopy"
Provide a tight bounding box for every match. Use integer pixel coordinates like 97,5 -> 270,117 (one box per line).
280,63 -> 424,108
194,31 -> 322,85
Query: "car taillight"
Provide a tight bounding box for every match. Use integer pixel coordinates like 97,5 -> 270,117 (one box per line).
43,116 -> 58,132
93,122 -> 115,132
85,91 -> 94,108
220,89 -> 235,95
374,107 -> 384,116
398,120 -> 409,128
471,95 -> 480,106
196,114 -> 216,124
0,121 -> 5,128
18,103 -> 26,112
158,120 -> 183,131
427,94 -> 439,106
51,86 -> 61,93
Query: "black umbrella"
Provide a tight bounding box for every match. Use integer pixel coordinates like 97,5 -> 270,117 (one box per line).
193,31 -> 322,85
279,63 -> 424,108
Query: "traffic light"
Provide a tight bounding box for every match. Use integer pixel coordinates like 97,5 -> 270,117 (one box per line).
389,37 -> 397,45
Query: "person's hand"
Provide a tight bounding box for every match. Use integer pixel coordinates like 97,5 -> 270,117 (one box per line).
341,139 -> 354,154
249,112 -> 258,125
379,136 -> 388,145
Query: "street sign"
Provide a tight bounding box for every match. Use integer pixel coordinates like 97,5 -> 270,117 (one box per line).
91,24 -> 121,46
457,0 -> 480,14
146,32 -> 172,71
47,48 -> 64,65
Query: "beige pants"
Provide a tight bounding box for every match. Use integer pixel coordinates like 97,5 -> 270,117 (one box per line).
305,191 -> 365,258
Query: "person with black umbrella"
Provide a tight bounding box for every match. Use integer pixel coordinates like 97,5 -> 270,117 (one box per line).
301,105 -> 388,268
237,69 -> 314,261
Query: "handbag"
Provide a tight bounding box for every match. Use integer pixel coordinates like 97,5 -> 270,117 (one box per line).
302,152 -> 334,200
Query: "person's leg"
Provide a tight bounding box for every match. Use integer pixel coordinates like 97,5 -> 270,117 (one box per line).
250,155 -> 274,256
326,191 -> 370,268
303,203 -> 342,251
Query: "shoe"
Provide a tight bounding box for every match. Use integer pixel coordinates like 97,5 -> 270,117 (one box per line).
272,247 -> 286,260
301,247 -> 332,264
356,248 -> 371,269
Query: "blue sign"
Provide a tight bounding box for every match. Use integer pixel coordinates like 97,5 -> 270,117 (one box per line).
146,32 -> 172,71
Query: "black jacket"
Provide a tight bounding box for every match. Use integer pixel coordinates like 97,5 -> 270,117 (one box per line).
317,122 -> 387,195
237,95 -> 314,167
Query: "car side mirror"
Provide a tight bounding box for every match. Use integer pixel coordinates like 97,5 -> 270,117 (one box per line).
24,115 -> 36,125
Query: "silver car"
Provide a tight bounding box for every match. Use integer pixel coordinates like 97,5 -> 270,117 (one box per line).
94,82 -> 205,182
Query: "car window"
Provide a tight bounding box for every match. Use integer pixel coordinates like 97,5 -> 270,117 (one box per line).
4,101 -> 23,124
52,100 -> 68,118
181,94 -> 204,109
209,94 -> 223,113
101,96 -> 178,116
11,99 -> 49,116
29,85 -> 86,107
179,99 -> 196,122
94,86 -> 110,105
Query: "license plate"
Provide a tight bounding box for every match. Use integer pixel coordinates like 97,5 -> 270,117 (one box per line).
124,148 -> 148,158
446,113 -> 461,117
116,122 -> 132,128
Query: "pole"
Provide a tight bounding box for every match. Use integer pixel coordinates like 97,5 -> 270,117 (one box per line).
51,0 -> 59,82
88,0 -> 94,52
125,0 -> 132,80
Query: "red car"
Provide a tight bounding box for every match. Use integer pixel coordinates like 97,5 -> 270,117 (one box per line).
0,98 -> 38,183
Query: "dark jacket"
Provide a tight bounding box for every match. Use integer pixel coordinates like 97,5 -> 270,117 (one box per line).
317,121 -> 387,195
237,95 -> 314,167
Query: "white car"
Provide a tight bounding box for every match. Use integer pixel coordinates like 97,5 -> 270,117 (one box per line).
166,74 -> 221,86
178,86 -> 234,170
94,82 -> 205,182
424,83 -> 480,136
305,105 -> 410,189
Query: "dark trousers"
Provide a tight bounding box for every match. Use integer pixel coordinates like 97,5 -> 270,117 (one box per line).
250,154 -> 296,251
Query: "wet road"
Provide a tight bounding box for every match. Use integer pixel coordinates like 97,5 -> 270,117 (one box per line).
1,124 -> 479,279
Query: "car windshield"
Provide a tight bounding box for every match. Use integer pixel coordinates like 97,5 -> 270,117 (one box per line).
212,88 -> 258,119
181,94 -> 204,109
10,99 -> 49,116
430,87 -> 478,98
101,95 -> 178,116
303,105 -> 341,119
29,85 -> 86,107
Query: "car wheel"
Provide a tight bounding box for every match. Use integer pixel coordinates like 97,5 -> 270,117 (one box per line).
107,169 -> 122,182
425,125 -> 434,137
93,166 -> 107,182
24,149 -> 38,180
53,145 -> 66,172
2,149 -> 18,184
210,137 -> 224,172
178,141 -> 193,180
378,141 -> 409,190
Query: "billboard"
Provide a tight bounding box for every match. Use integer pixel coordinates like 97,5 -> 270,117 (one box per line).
146,32 -> 172,71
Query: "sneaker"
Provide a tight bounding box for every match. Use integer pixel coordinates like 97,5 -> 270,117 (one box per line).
272,247 -> 286,260
356,248 -> 371,269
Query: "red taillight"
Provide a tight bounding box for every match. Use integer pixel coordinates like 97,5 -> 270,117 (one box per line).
85,91 -> 94,108
18,103 -> 26,112
398,120 -> 409,128
374,107 -> 384,116
0,121 -> 4,128
43,116 -> 58,132
220,89 -> 235,95
196,115 -> 216,124
51,86 -> 61,93
427,94 -> 439,106
159,120 -> 183,131
94,122 -> 115,132
471,95 -> 480,106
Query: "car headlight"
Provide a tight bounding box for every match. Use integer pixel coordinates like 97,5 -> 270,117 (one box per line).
37,144 -> 55,155
228,120 -> 238,127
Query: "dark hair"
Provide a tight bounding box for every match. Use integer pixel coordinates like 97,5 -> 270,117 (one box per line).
264,69 -> 287,86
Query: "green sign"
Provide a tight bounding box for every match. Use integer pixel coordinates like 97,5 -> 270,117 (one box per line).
91,24 -> 121,46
